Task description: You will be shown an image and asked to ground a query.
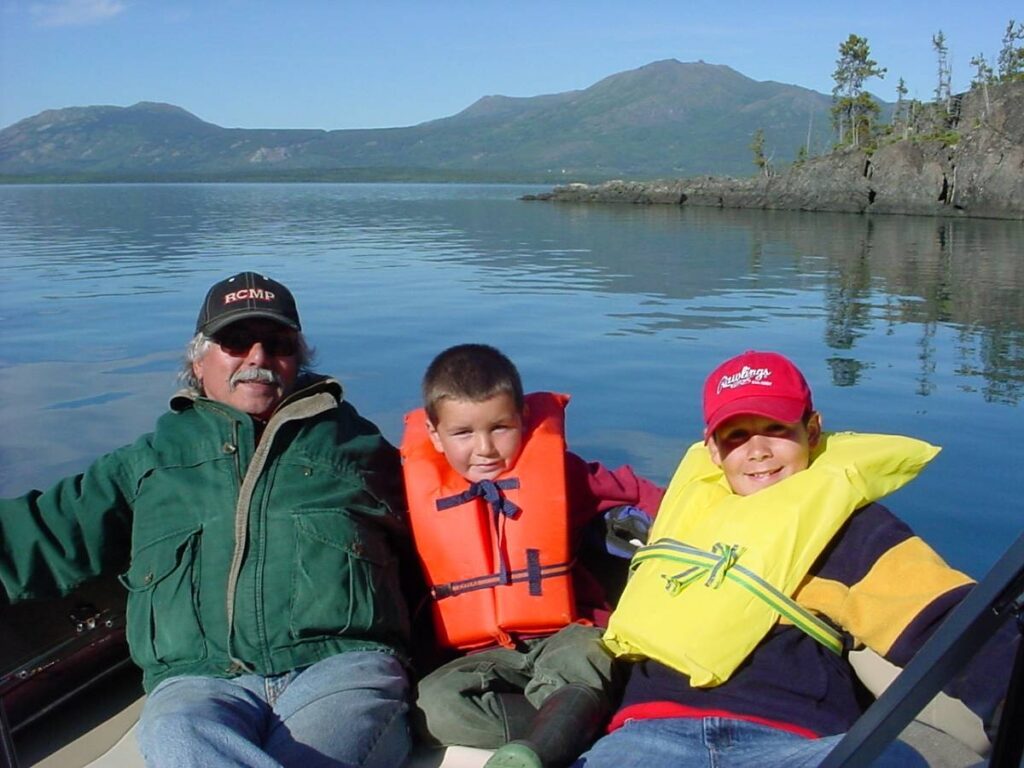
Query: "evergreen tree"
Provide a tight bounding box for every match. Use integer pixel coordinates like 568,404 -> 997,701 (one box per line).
970,53 -> 994,85
997,20 -> 1024,81
750,128 -> 771,177
893,77 -> 910,136
970,53 -> 994,116
831,34 -> 886,148
933,31 -> 952,110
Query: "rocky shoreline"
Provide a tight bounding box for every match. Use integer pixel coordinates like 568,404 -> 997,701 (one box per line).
524,82 -> 1024,221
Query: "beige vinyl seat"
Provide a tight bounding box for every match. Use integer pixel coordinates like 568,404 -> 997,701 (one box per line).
16,649 -> 986,768
50,701 -> 494,768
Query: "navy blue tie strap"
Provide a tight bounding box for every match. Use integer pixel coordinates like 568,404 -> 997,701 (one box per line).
428,477 -> 572,605
436,478 -> 521,517
436,478 -> 522,583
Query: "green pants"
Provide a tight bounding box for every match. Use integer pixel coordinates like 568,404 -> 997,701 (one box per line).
413,622 -> 618,749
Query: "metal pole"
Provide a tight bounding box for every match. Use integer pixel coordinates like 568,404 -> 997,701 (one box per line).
0,701 -> 18,768
989,614 -> 1024,767
821,530 -> 1024,768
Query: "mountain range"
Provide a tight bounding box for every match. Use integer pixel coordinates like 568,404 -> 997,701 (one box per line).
0,60 -> 853,182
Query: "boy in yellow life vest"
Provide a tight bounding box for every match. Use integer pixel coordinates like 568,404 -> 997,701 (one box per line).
400,343 -> 664,768
575,350 -> 1016,768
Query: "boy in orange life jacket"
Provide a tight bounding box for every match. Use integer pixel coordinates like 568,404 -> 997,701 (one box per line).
401,343 -> 664,768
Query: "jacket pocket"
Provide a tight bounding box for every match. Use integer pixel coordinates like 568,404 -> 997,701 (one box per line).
118,525 -> 206,669
289,511 -> 400,640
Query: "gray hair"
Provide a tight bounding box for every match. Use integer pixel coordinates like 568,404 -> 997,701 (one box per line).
178,331 -> 317,392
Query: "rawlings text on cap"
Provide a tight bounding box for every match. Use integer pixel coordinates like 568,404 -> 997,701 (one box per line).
702,350 -> 812,438
717,365 -> 773,393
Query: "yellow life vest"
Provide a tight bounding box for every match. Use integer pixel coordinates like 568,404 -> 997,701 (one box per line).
602,431 -> 940,687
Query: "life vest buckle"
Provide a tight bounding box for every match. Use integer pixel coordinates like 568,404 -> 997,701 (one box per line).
705,542 -> 743,589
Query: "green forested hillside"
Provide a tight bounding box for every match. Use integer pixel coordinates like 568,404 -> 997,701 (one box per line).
0,60 -> 842,181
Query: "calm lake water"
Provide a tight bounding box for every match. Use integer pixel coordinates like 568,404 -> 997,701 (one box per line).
1,183 -> 1022,579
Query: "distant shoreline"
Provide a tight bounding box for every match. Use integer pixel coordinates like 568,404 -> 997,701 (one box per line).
524,82 -> 1024,222
0,169 -> 564,186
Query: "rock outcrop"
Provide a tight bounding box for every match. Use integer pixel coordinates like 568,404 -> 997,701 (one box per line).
525,82 -> 1024,220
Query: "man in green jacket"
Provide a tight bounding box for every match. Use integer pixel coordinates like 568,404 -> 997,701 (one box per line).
0,272 -> 412,768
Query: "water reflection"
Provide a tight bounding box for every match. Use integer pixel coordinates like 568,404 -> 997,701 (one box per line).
2,186 -> 1022,406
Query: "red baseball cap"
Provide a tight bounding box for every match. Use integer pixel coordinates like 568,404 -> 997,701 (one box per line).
703,350 -> 813,439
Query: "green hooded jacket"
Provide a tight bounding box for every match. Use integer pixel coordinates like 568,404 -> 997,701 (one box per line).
0,375 -> 410,692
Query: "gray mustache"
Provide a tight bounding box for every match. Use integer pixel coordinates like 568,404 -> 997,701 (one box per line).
230,368 -> 280,389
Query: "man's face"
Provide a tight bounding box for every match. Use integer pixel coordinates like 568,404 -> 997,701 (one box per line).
707,412 -> 821,497
192,319 -> 299,420
426,392 -> 524,483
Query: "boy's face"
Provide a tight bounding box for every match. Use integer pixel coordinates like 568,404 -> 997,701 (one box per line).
707,412 -> 821,497
426,392 -> 524,483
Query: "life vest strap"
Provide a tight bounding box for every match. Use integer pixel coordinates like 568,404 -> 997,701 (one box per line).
432,557 -> 574,601
436,478 -> 521,517
632,538 -> 844,655
436,477 -> 525,584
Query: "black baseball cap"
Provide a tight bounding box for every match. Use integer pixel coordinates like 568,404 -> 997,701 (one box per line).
196,272 -> 301,336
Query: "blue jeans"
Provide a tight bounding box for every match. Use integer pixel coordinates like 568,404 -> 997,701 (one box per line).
572,717 -> 927,768
136,651 -> 410,768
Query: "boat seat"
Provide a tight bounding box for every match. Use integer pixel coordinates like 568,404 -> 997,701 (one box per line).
58,721 -> 982,768
18,648 -> 987,768
59,706 -> 494,768
54,706 -> 986,768
847,647 -> 990,758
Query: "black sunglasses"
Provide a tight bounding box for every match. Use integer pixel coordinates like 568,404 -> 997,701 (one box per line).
212,327 -> 299,358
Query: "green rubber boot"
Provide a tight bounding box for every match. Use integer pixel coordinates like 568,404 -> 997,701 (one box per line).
495,692 -> 539,742
483,741 -> 544,768
484,683 -> 610,768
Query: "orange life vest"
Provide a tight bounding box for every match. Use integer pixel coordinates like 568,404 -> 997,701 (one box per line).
400,391 -> 575,650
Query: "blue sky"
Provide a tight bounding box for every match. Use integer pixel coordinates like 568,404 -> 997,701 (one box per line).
1,0 -> 1019,130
